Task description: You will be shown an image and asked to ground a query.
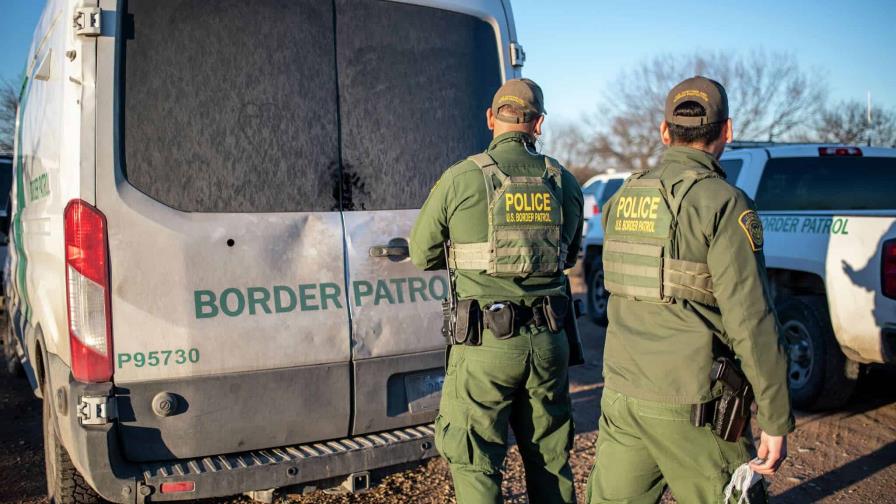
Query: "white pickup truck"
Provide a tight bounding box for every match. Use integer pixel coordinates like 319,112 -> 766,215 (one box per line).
583,143 -> 896,410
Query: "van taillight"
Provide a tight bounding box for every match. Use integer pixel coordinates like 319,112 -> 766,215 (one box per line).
64,200 -> 113,383
593,203 -> 600,215
884,239 -> 896,300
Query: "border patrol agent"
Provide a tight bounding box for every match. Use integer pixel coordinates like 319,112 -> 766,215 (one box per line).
410,79 -> 584,503
586,77 -> 794,503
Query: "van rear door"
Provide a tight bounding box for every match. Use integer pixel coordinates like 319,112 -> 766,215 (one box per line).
334,0 -> 504,434
101,0 -> 351,461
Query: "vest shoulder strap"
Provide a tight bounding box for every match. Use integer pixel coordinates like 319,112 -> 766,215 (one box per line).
468,152 -> 497,169
667,170 -> 720,217
542,155 -> 563,186
468,152 -> 507,205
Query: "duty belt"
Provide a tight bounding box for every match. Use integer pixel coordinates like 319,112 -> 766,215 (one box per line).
482,297 -> 560,340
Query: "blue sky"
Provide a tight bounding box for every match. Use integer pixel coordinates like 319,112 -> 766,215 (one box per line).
513,0 -> 895,121
2,1 -> 893,122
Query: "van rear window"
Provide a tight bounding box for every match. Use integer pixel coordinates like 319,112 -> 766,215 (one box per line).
120,0 -> 501,213
335,0 -> 501,211
121,0 -> 340,213
755,157 -> 896,211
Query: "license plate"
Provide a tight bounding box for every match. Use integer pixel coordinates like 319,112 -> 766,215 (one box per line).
404,370 -> 445,413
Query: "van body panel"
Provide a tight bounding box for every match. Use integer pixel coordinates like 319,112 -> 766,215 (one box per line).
351,350 -> 443,435
116,362 -> 351,461
15,0 -> 77,361
343,210 -> 446,360
103,186 -> 353,382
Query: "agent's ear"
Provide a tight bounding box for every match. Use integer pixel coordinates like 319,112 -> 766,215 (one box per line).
486,107 -> 496,131
660,120 -> 671,145
533,114 -> 545,137
724,118 -> 734,143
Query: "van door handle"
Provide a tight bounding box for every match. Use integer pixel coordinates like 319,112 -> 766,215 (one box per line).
369,245 -> 410,258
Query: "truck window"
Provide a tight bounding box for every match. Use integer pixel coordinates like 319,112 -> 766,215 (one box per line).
582,181 -> 604,197
120,0 -> 340,213
335,0 -> 501,211
599,178 -> 624,205
0,158 -> 11,210
755,157 -> 896,211
720,159 -> 742,184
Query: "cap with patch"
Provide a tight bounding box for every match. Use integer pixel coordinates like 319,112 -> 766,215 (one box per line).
491,78 -> 545,124
664,76 -> 729,127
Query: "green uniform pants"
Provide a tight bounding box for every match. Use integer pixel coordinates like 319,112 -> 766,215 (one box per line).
587,389 -> 767,504
435,325 -> 576,504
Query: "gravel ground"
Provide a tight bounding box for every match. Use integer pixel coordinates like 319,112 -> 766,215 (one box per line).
2,287 -> 895,503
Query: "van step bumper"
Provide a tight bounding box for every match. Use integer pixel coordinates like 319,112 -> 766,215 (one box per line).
136,425 -> 437,501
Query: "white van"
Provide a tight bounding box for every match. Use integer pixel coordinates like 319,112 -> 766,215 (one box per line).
6,0 -> 525,501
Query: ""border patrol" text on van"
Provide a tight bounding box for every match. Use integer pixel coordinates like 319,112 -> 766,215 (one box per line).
194,276 -> 448,319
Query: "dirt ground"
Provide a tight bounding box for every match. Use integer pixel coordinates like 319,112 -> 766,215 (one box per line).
2,298 -> 895,503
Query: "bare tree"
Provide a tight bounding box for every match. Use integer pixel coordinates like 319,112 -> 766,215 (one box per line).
550,50 -> 828,174
0,78 -> 19,155
541,120 -> 603,184
805,100 -> 896,147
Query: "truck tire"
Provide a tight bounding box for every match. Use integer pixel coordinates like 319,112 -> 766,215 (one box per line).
776,296 -> 859,411
2,320 -> 23,377
586,254 -> 609,326
43,380 -> 105,503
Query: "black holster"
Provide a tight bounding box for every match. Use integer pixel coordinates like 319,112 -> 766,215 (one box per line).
690,357 -> 754,442
483,303 -> 516,339
449,299 -> 482,346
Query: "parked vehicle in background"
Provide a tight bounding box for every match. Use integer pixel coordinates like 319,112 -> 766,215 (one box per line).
5,0 -> 523,501
580,172 -> 629,323
581,172 -> 629,236
584,142 -> 896,410
0,155 -> 14,376
0,155 -> 11,271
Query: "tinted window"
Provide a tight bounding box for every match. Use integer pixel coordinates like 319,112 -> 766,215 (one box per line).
335,0 -> 501,211
582,181 -> 604,197
121,0 -> 340,212
720,159 -> 743,185
755,157 -> 896,211
0,160 -> 11,207
599,178 -> 624,205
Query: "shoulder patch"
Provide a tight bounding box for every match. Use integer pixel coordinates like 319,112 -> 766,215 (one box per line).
738,210 -> 763,252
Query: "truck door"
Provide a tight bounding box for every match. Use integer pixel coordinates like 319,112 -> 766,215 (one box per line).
334,0 -> 504,434
99,0 -> 351,461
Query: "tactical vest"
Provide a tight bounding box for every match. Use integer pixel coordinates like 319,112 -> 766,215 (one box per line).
448,152 -> 565,277
603,169 -> 719,306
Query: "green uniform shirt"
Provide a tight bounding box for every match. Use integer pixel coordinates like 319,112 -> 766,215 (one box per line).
601,146 -> 794,436
410,132 -> 584,306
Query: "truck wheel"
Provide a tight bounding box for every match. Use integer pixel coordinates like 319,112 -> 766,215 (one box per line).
776,296 -> 859,411
2,320 -> 23,377
586,255 -> 609,326
43,380 -> 104,503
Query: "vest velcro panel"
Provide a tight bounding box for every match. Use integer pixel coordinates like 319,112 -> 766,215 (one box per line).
602,240 -> 663,300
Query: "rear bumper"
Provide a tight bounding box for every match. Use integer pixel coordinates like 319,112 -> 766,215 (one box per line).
136,424 -> 437,501
60,376 -> 437,502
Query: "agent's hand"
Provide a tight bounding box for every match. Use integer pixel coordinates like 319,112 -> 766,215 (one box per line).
750,432 -> 787,475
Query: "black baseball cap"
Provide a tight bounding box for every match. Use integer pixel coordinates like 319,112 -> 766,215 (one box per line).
665,76 -> 729,126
